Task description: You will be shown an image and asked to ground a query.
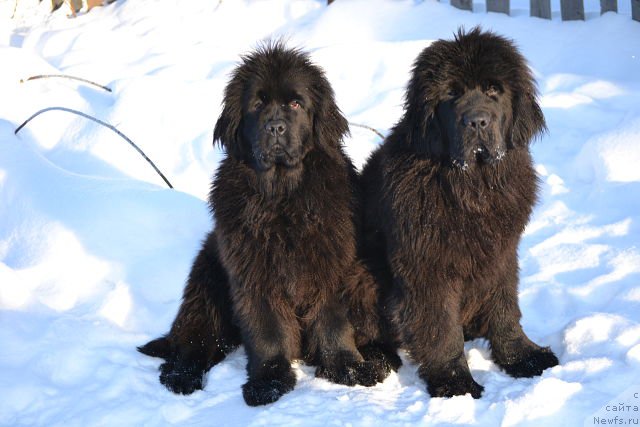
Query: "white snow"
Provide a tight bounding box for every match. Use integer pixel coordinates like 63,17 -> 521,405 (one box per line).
1,0 -> 640,426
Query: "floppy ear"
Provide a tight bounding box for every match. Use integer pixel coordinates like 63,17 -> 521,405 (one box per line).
511,81 -> 547,147
213,75 -> 246,159
402,72 -> 446,158
313,101 -> 349,149
397,41 -> 451,159
422,107 -> 446,158
310,73 -> 349,150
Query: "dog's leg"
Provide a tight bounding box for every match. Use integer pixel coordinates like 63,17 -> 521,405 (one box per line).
237,298 -> 299,406
342,261 -> 402,374
397,278 -> 484,399
486,254 -> 559,378
308,296 -> 390,387
138,232 -> 241,394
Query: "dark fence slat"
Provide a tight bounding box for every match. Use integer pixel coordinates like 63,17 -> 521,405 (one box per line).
487,0 -> 510,14
451,0 -> 473,11
530,0 -> 551,18
51,0 -> 64,10
633,0 -> 640,21
70,0 -> 82,12
600,0 -> 617,13
561,0 -> 585,20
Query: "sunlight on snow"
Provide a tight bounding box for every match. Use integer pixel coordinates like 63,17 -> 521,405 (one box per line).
0,222 -> 110,311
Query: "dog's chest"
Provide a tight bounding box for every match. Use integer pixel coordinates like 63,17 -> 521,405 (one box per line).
243,196 -> 326,247
217,190 -> 352,287
388,161 -> 531,266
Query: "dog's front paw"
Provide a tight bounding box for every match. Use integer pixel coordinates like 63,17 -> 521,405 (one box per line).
358,343 -> 402,372
242,374 -> 296,406
421,361 -> 484,399
352,359 -> 390,386
159,360 -> 205,395
316,359 -> 387,387
316,349 -> 390,387
242,378 -> 294,406
427,378 -> 484,399
426,375 -> 484,399
500,346 -> 559,378
242,357 -> 296,406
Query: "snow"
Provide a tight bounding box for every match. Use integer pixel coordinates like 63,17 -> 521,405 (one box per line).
1,0 -> 640,426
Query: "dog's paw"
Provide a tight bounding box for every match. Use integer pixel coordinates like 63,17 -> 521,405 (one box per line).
242,373 -> 296,406
315,362 -> 357,386
426,374 -> 484,399
352,360 -> 390,386
242,378 -> 295,406
316,359 -> 387,387
359,343 -> 402,372
315,346 -> 392,387
421,361 -> 484,399
500,346 -> 559,378
242,357 -> 296,406
159,360 -> 205,395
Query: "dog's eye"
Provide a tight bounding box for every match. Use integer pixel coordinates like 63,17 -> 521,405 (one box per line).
253,100 -> 263,110
289,100 -> 301,110
448,89 -> 460,98
485,85 -> 500,98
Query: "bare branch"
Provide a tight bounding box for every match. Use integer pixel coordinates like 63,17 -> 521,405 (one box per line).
349,122 -> 385,140
15,107 -> 173,189
20,74 -> 112,92
11,0 -> 19,19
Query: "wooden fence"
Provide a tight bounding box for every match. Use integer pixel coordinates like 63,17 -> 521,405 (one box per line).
328,0 -> 639,22
444,0 -> 638,21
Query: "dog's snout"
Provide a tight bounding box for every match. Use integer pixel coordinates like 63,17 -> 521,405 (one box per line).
463,111 -> 491,130
265,119 -> 287,136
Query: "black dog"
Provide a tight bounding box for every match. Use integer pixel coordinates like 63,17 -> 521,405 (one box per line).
361,28 -> 559,399
139,43 -> 397,406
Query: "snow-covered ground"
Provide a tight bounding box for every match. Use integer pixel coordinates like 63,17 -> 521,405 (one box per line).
1,0 -> 639,426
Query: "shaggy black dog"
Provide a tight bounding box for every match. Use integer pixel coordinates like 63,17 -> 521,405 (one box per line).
361,28 -> 559,399
138,43 -> 397,406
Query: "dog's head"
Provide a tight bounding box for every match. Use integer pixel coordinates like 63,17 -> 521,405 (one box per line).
213,42 -> 349,173
402,27 -> 546,169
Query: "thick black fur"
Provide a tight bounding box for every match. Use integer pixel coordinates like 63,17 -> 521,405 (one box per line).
361,28 -> 558,399
138,43 -> 399,406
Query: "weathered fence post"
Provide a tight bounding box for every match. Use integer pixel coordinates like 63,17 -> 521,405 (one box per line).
487,0 -> 510,14
530,0 -> 551,18
600,0 -> 617,13
561,0 -> 585,20
451,0 -> 473,11
633,0 -> 640,21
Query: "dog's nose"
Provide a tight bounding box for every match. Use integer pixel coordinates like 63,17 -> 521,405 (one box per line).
463,111 -> 491,130
265,119 -> 287,136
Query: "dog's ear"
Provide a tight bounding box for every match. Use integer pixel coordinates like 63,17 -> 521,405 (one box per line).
313,100 -> 349,150
509,60 -> 547,147
401,55 -> 445,158
309,72 -> 349,151
511,87 -> 546,147
401,97 -> 436,154
213,74 -> 245,159
422,108 -> 446,158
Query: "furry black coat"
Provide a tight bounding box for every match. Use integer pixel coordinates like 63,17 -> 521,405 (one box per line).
361,28 -> 559,399
139,43 -> 398,406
